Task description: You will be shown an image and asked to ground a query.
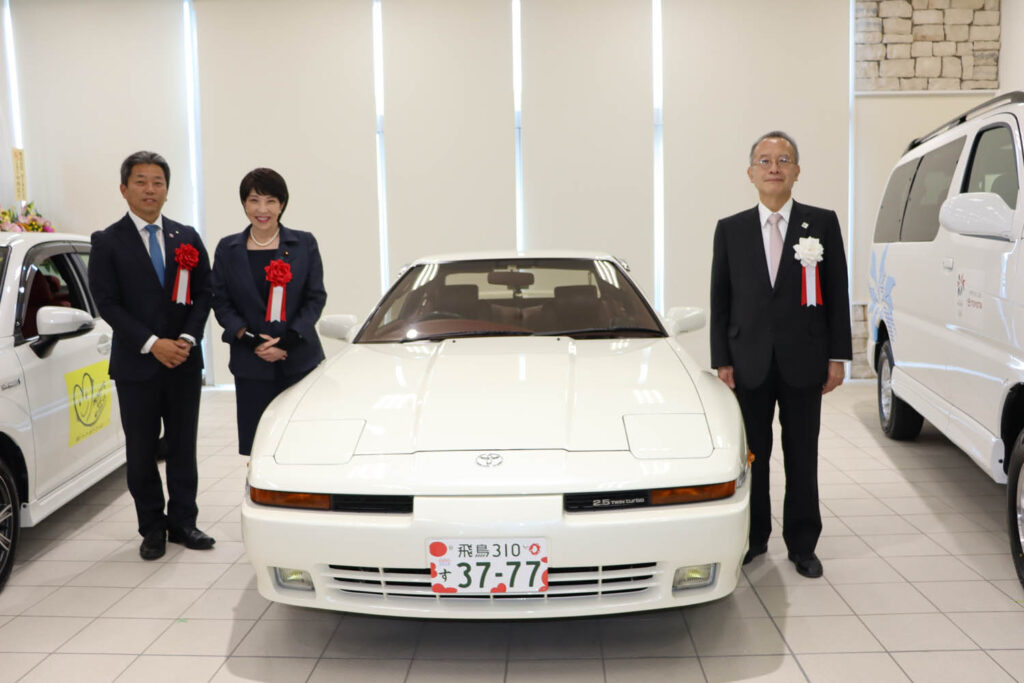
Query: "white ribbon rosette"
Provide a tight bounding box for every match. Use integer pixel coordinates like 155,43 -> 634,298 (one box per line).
793,237 -> 824,306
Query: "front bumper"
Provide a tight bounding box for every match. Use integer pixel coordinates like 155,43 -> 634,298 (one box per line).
241,476 -> 750,619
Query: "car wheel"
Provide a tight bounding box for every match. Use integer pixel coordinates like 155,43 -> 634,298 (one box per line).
1008,431 -> 1024,589
0,459 -> 19,591
877,340 -> 923,440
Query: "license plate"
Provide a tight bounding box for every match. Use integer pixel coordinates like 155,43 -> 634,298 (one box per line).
427,538 -> 548,594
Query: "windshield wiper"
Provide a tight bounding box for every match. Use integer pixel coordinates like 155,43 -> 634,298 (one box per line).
400,330 -> 534,343
537,326 -> 664,339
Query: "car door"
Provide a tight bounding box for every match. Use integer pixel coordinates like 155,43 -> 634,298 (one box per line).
13,243 -> 121,499
940,116 -> 1024,439
884,135 -> 966,424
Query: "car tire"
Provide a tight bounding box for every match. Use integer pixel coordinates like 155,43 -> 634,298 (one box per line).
1008,430 -> 1024,589
0,458 -> 19,591
877,340 -> 923,440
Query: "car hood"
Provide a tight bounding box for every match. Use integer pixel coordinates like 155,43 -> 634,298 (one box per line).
275,336 -> 707,456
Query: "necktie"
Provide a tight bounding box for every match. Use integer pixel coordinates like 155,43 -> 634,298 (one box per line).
145,225 -> 165,286
767,213 -> 783,286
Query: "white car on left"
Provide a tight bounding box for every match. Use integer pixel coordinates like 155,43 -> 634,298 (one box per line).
0,231 -> 125,590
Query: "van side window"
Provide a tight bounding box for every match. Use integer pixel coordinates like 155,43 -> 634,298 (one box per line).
873,160 -> 918,243
900,137 -> 965,243
962,125 -> 1019,210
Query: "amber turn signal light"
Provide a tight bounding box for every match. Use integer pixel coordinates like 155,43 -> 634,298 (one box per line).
250,486 -> 331,510
651,481 -> 737,505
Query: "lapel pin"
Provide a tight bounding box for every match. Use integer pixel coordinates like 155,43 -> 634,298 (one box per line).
801,222 -> 809,230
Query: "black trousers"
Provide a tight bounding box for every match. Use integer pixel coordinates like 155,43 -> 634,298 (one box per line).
734,359 -> 823,556
234,370 -> 306,455
116,368 -> 202,537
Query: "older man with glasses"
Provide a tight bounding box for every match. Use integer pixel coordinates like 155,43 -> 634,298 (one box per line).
709,131 -> 852,579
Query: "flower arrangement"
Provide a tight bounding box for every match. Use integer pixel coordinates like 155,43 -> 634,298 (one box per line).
0,202 -> 55,233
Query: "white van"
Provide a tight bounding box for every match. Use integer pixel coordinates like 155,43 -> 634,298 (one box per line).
867,91 -> 1024,588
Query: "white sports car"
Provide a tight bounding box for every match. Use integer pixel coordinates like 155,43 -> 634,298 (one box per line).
242,252 -> 750,619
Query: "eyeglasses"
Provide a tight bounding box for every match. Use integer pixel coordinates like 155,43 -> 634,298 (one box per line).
753,156 -> 794,169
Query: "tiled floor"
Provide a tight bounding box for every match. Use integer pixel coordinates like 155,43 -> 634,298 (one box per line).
2,382 -> 1022,682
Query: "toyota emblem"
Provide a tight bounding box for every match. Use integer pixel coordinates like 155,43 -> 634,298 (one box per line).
476,453 -> 503,467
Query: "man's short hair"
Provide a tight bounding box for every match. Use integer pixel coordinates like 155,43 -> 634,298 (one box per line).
239,168 -> 289,218
749,131 -> 800,165
120,151 -> 170,186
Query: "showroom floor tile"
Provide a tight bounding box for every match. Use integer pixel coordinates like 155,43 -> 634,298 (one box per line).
3,382 -> 1023,682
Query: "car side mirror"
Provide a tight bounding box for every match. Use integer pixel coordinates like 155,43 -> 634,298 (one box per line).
940,192 -> 1016,241
32,306 -> 95,358
319,314 -> 359,341
665,306 -> 706,335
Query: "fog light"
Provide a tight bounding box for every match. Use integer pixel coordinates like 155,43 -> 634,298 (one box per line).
273,567 -> 314,591
672,563 -> 717,591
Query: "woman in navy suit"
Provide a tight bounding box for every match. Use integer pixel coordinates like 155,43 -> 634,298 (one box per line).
211,168 -> 327,455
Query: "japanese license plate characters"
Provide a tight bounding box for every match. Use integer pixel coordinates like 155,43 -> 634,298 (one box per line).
428,538 -> 548,595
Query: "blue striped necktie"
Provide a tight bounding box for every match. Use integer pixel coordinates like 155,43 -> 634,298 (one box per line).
145,225 -> 165,286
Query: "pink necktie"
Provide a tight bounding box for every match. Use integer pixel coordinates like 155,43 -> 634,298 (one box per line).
768,213 -> 783,286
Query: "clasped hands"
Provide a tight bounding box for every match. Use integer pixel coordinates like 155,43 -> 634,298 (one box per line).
151,337 -> 194,369
236,328 -> 288,363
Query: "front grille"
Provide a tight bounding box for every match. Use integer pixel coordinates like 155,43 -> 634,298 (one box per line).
330,494 -> 413,513
323,561 -> 659,600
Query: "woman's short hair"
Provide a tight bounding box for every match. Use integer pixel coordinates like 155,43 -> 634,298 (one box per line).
239,168 -> 289,217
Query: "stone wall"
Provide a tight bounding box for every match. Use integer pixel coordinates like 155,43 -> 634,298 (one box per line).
850,303 -> 873,379
855,0 -> 1000,91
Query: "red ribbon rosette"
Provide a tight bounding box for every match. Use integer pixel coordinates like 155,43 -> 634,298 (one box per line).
172,243 -> 200,304
264,259 -> 292,322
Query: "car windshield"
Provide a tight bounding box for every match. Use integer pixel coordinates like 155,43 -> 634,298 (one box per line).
356,258 -> 665,343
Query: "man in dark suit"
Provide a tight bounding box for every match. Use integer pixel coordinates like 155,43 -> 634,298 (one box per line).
710,131 -> 852,578
89,151 -> 215,560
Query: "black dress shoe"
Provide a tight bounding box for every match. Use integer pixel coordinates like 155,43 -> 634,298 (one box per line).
140,530 -> 166,561
743,543 -> 768,565
788,552 -> 823,578
168,526 -> 216,550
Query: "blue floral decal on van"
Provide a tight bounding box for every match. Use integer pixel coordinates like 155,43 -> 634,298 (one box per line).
868,247 -> 896,342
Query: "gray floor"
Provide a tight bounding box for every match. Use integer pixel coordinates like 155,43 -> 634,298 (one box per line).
1,381 -> 1022,682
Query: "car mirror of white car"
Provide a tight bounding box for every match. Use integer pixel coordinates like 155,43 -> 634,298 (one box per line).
36,306 -> 95,337
32,306 -> 96,359
319,313 -> 360,342
940,192 -> 1016,241
665,306 -> 706,335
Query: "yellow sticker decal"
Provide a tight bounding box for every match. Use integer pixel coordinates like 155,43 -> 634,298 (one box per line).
65,360 -> 112,446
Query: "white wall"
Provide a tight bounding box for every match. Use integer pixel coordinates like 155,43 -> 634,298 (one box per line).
1000,0 -> 1023,94
663,0 -> 850,368
8,0 -> 193,233
383,0 -> 515,276
521,0 -> 654,296
194,0 -> 379,383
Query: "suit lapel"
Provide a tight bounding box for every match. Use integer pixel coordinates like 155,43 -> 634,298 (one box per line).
234,228 -> 269,311
773,202 -> 805,293
745,208 -> 773,291
162,222 -> 181,296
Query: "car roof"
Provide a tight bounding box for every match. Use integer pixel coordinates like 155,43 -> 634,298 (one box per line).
407,250 -> 620,266
0,231 -> 90,248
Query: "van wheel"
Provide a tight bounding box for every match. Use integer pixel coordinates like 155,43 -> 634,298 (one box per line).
877,340 -> 923,440
0,459 -> 19,590
1009,431 -> 1024,589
